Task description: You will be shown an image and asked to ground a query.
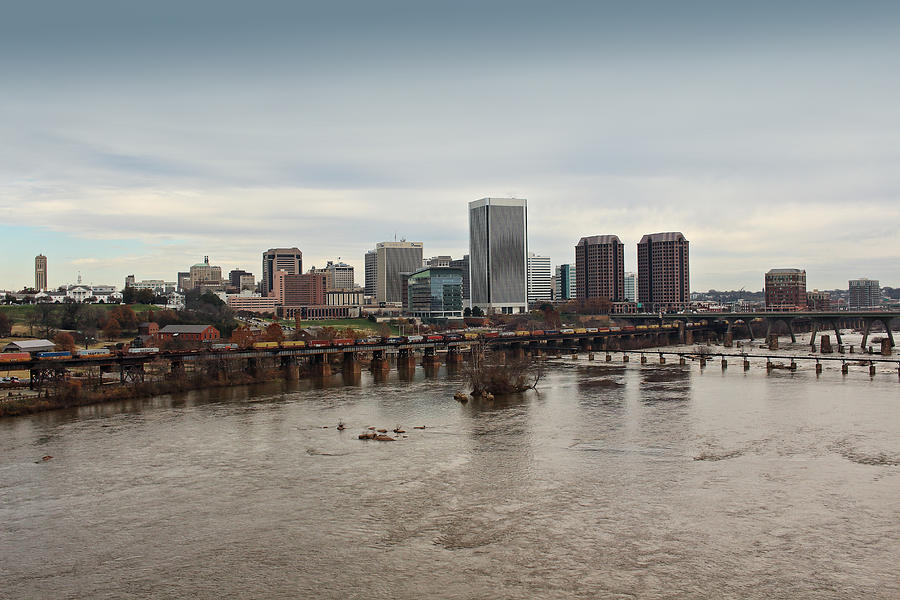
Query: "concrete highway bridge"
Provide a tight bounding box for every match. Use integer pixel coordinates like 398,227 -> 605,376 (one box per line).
614,311 -> 898,348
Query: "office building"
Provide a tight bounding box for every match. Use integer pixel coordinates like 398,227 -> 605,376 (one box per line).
637,232 -> 690,311
849,278 -> 881,309
624,272 -> 637,302
364,250 -> 377,298
189,257 -> 224,291
575,235 -> 625,302
449,255 -> 470,303
555,264 -> 576,301
229,269 -> 252,289
807,289 -> 831,311
35,254 -> 47,291
406,266 -> 464,319
764,269 -> 807,311
262,248 -> 302,294
272,270 -> 327,306
526,252 -> 552,304
176,272 -> 190,292
326,261 -> 355,290
469,198 -> 528,314
375,241 -> 424,303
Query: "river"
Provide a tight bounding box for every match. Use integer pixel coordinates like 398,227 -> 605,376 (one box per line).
2,340 -> 899,599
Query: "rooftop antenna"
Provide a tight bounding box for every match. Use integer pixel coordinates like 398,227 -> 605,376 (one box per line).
77,271 -> 82,285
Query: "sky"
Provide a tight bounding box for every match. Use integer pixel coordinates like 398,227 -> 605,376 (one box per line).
2,0 -> 899,292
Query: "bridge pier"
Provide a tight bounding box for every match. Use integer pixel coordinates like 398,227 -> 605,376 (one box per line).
310,354 -> 332,377
343,351 -> 362,375
422,347 -> 441,368
820,334 -> 833,354
398,348 -> 417,371
446,348 -> 464,364
370,349 -> 391,372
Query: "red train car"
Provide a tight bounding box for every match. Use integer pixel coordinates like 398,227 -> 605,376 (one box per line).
308,340 -> 331,347
332,338 -> 354,346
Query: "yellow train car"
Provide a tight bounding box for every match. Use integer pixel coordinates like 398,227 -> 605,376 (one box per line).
463,333 -> 479,340
515,330 -> 529,337
574,328 -> 587,334
252,341 -> 280,349
648,324 -> 660,330
281,340 -> 307,348
636,325 -> 648,330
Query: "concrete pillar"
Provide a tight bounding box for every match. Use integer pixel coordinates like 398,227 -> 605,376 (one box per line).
788,320 -> 797,344
833,323 -> 843,345
789,360 -> 797,371
685,330 -> 693,345
588,352 -> 594,360
371,350 -> 391,372
723,331 -> 733,348
861,320 -> 871,349
809,321 -> 818,347
398,349 -> 416,371
882,339 -> 892,356
767,334 -> 779,350
343,352 -> 361,374
311,355 -> 332,377
841,362 -> 849,375
721,358 -> 727,370
446,349 -> 464,364
623,354 -> 630,363
659,354 -> 666,364
699,357 -> 706,369
766,360 -> 773,373
743,359 -> 750,371
640,354 -> 647,364
883,319 -> 894,347
820,335 -> 833,354
869,362 -> 876,377
679,356 -> 686,365
283,363 -> 300,380
838,344 -> 845,354
815,362 -> 822,375
605,353 -> 612,362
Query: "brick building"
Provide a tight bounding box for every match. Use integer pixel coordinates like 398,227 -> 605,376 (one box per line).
764,269 -> 807,311
575,235 -> 625,302
637,232 -> 690,312
158,324 -> 221,343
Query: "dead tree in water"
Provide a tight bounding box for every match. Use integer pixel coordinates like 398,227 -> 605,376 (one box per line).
464,350 -> 545,397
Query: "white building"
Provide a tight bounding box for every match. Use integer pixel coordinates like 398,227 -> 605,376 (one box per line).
624,272 -> 637,302
527,252 -> 552,304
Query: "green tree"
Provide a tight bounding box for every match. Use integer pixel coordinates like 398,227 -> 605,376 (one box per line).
0,312 -> 11,336
471,306 -> 484,317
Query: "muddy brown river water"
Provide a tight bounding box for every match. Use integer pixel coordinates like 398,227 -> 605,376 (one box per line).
2,348 -> 898,599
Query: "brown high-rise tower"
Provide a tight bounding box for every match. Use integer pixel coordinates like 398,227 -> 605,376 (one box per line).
637,232 -> 689,312
575,235 -> 625,302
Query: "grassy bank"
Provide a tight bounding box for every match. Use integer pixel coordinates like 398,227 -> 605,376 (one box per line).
0,303 -> 162,325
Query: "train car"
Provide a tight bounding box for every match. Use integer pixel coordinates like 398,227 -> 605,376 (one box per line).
574,328 -> 587,334
635,325 -> 648,330
482,332 -> 499,339
211,343 -> 239,351
622,326 -> 635,332
0,352 -> 31,363
463,333 -> 479,340
332,338 -> 354,346
426,335 -> 444,341
405,335 -> 424,343
36,351 -> 72,360
127,347 -> 159,354
359,337 -> 381,345
75,349 -> 113,358
610,326 -> 622,332
444,334 -> 462,341
532,330 -> 544,336
586,328 -> 599,333
515,330 -> 529,337
648,324 -> 660,330
386,336 -> 405,344
499,332 -> 516,338
281,340 -> 307,348
560,328 -> 575,335
252,341 -> 280,349
308,340 -> 331,348
543,330 -> 559,336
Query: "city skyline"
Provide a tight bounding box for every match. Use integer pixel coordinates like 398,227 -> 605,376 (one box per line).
3,1 -> 900,290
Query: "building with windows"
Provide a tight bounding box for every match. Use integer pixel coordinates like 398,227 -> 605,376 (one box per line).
35,254 -> 47,291
226,293 -> 279,314
364,249 -> 377,298
764,268 -> 807,311
158,324 -> 221,343
176,272 -> 190,292
406,266 -> 464,319
554,264 -> 576,301
849,278 -> 881,309
189,257 -> 224,291
526,253 -> 552,304
449,255 -> 470,304
807,289 -> 832,311
326,261 -> 355,290
469,197 -> 528,314
374,241 -> 424,303
326,289 -> 365,306
624,272 -> 637,302
228,269 -> 253,290
271,270 -> 327,306
637,232 -> 690,312
262,248 -> 302,294
575,235 -> 625,302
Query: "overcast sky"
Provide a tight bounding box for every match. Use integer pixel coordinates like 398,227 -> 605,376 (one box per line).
2,0 -> 898,292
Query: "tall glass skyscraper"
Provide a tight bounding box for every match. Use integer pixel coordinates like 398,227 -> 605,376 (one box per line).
375,241 -> 423,303
468,198 -> 528,314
